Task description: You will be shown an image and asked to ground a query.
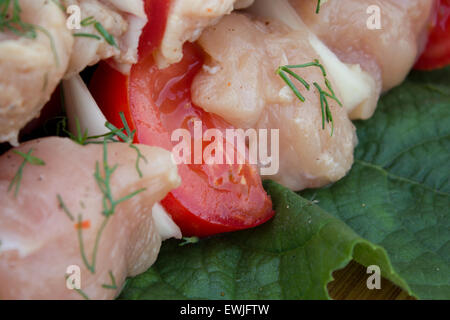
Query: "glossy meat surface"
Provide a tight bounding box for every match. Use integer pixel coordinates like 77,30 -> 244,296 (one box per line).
0,138 -> 180,299
192,14 -> 357,190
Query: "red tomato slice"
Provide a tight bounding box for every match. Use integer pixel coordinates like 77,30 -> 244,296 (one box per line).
90,1 -> 273,237
138,0 -> 171,59
415,0 -> 450,70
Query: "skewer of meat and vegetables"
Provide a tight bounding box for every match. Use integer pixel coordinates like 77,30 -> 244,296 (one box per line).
0,0 -> 448,300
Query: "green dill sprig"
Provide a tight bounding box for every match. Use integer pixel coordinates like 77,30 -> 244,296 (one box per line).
0,0 -> 60,66
54,111 -> 149,276
104,112 -> 148,178
316,0 -> 322,14
8,149 -> 45,198
58,111 -> 147,177
56,117 -> 121,146
34,24 -> 60,66
94,140 -> 146,218
57,194 -> 75,221
57,195 -> 102,274
69,117 -> 121,146
76,213 -> 109,274
102,271 -> 118,290
284,60 -> 327,77
179,237 -> 200,246
314,78 -> 343,135
74,288 -> 90,300
129,144 -> 147,178
277,59 -> 343,136
0,0 -> 36,38
80,16 -> 96,27
276,66 -> 310,102
58,141 -> 146,275
75,16 -> 118,47
103,112 -> 138,145
94,22 -> 117,47
64,274 -> 90,300
73,33 -> 101,40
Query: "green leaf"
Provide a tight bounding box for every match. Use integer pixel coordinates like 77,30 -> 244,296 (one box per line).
301,67 -> 450,299
119,67 -> 450,300
119,180 -> 402,300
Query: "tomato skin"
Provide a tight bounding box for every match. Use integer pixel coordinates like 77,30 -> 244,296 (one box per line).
161,193 -> 248,236
129,44 -> 273,237
415,0 -> 450,70
90,0 -> 171,138
138,0 -> 171,59
90,2 -> 274,237
90,63 -> 134,137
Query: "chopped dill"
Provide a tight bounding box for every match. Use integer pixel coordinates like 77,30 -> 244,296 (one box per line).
276,66 -> 310,102
314,79 -> 343,136
105,112 -> 148,178
57,194 -> 75,221
59,141 -> 146,274
78,15 -> 117,47
73,32 -> 101,40
57,116 -> 120,146
65,274 -> 90,300
57,111 -> 147,178
80,16 -> 96,27
94,140 -> 146,218
129,144 -> 147,178
74,288 -> 90,300
0,0 -> 60,66
8,149 -> 45,198
55,111 -> 149,275
276,59 -> 343,136
94,21 -> 117,47
316,0 -> 322,14
102,271 -> 118,290
179,237 -> 200,246
34,24 -> 60,67
77,213 -> 109,274
0,0 -> 36,38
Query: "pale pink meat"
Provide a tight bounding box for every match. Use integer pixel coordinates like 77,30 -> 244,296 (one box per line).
0,0 -> 73,146
65,0 -> 148,76
290,0 -> 435,92
192,14 -> 357,191
0,138 -> 180,299
155,0 -> 255,68
0,0 -> 147,145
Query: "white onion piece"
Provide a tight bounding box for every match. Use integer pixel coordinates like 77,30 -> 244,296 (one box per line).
247,0 -> 376,116
62,75 -> 109,139
62,75 -> 182,240
308,36 -> 376,117
152,203 -> 182,240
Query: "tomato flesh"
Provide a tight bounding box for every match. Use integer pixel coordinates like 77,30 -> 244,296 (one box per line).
90,1 -> 273,237
138,0 -> 171,59
415,0 -> 450,70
